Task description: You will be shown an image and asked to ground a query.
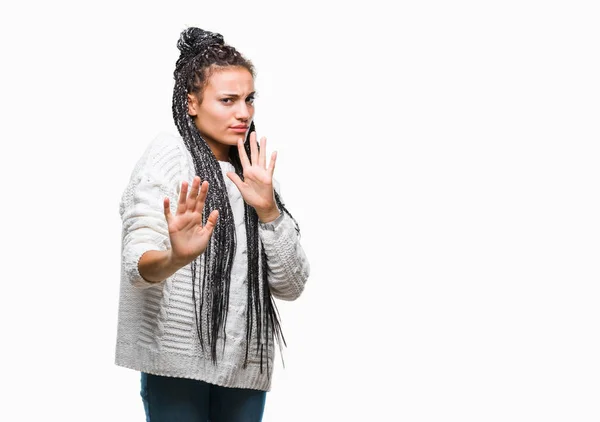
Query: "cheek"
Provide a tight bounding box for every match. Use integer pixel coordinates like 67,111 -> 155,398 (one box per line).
215,109 -> 238,128
195,115 -> 216,134
217,108 -> 233,122
198,107 -> 226,129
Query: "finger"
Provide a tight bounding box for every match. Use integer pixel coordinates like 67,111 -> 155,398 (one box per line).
177,181 -> 189,214
250,131 -> 258,165
226,172 -> 244,192
238,138 -> 251,168
163,197 -> 172,223
187,176 -> 201,209
199,209 -> 219,243
258,136 -> 267,168
203,209 -> 219,235
195,181 -> 209,214
268,151 -> 277,177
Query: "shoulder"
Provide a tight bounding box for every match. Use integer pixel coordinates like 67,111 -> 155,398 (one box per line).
124,131 -> 192,191
143,132 -> 189,165
131,132 -> 190,176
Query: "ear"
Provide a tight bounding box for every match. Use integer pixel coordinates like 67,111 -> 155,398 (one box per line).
187,94 -> 199,117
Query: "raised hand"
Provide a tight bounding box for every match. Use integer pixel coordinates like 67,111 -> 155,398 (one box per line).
163,176 -> 219,266
227,131 -> 281,223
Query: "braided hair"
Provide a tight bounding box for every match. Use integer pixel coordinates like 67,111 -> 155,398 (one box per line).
172,27 -> 297,372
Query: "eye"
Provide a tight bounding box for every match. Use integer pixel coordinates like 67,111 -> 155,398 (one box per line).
220,98 -> 233,104
246,96 -> 255,105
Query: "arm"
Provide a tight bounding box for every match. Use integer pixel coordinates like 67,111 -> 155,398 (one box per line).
138,249 -> 182,283
259,210 -> 310,301
120,156 -> 173,288
120,137 -> 217,287
226,132 -> 310,301
137,248 -> 184,283
140,178 -> 218,283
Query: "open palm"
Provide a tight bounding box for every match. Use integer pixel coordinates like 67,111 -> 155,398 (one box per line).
163,176 -> 219,266
227,131 -> 278,215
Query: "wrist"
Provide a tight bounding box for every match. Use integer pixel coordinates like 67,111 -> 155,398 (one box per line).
167,248 -> 189,270
257,205 -> 281,223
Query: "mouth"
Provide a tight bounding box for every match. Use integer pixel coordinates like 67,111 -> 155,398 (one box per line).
230,126 -> 248,133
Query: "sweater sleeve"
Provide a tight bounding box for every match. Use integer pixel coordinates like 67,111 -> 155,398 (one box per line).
119,134 -> 183,288
258,188 -> 310,301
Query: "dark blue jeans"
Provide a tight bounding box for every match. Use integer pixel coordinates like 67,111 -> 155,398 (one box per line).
140,372 -> 267,422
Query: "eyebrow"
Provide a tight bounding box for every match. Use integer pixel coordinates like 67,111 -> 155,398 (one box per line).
220,91 -> 257,98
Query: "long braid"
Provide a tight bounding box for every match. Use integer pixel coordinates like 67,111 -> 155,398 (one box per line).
171,28 -> 298,370
172,51 -> 235,362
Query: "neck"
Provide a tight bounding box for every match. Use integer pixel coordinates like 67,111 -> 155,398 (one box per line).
204,139 -> 231,162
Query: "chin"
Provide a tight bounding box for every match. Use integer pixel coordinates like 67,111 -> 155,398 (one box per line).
227,135 -> 245,145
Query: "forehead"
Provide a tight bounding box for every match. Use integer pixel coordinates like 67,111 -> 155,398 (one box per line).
204,67 -> 254,94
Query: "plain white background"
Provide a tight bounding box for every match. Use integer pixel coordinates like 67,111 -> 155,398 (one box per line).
1,0 -> 599,420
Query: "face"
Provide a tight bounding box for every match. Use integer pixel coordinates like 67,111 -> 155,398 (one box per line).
188,66 -> 255,161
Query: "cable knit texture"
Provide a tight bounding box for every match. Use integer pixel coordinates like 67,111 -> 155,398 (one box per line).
115,132 -> 310,391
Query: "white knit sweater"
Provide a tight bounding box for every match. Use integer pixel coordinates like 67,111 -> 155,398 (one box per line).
115,132 -> 310,391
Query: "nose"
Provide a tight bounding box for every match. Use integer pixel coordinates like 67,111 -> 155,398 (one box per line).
235,102 -> 251,121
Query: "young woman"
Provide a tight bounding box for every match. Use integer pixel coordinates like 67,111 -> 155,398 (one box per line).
115,27 -> 310,421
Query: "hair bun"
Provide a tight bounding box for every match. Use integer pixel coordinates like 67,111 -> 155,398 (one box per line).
177,27 -> 224,58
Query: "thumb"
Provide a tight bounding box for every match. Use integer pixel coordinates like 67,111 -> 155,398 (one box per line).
226,172 -> 244,191
203,209 -> 219,235
163,197 -> 172,223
